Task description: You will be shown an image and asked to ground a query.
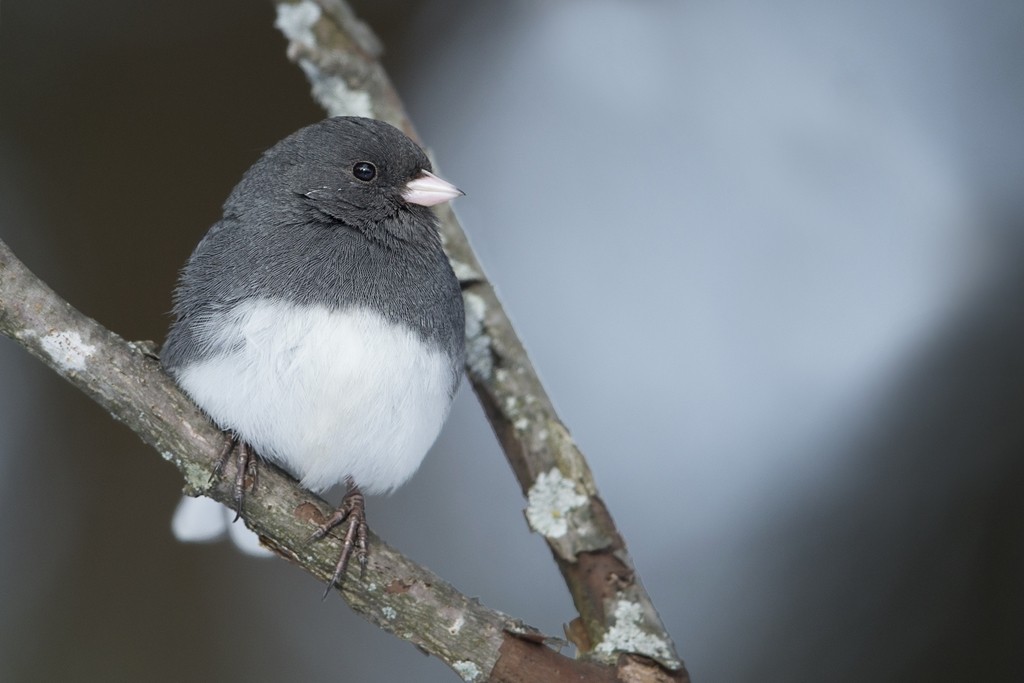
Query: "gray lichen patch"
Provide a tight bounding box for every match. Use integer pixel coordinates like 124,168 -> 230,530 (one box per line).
275,0 -> 321,54
450,259 -> 482,285
525,463 -> 613,559
447,614 -> 466,635
463,291 -> 493,380
452,660 -> 482,682
300,60 -> 374,118
275,1 -> 374,119
595,599 -> 681,669
495,377 -> 539,434
525,468 -> 587,538
39,330 -> 96,372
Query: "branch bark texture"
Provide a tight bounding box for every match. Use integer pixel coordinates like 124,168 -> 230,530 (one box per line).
0,239 -> 607,682
274,0 -> 687,678
0,3 -> 690,681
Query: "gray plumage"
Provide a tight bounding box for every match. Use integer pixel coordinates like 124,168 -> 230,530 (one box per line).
162,116 -> 464,387
161,117 -> 465,503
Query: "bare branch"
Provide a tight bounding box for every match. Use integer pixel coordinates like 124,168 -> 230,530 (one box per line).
0,239 -> 601,682
0,3 -> 690,680
273,0 -> 688,677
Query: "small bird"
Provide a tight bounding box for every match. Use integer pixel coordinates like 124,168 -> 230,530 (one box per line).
161,117 -> 465,590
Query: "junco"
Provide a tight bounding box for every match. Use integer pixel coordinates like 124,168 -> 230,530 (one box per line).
161,116 -> 465,589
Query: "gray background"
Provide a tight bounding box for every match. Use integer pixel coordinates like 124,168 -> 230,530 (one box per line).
2,1 -> 1023,681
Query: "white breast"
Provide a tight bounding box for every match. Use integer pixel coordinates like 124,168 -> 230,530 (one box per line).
175,299 -> 454,494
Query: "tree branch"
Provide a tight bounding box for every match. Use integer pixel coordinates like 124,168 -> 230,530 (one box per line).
0,3 -> 690,681
0,238 -> 616,682
274,0 -> 687,677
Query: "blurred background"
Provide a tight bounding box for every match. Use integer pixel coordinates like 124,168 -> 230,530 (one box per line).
2,1 -> 1023,680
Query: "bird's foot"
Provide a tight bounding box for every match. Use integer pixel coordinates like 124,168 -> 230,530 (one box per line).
309,485 -> 368,598
209,434 -> 258,521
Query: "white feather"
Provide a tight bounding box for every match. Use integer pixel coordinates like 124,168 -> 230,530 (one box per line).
225,511 -> 275,557
176,299 -> 454,495
171,495 -> 228,542
171,495 -> 274,557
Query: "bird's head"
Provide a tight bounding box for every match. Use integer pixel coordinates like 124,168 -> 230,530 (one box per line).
225,116 -> 462,245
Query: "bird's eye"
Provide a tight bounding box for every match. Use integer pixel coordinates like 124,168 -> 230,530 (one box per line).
352,162 -> 377,182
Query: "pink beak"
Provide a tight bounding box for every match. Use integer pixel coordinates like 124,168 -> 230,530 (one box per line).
402,170 -> 464,207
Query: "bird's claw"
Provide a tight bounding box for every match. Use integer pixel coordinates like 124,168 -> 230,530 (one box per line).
310,486 -> 369,598
209,434 -> 258,521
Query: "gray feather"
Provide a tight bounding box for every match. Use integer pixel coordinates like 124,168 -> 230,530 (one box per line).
162,117 -> 465,390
